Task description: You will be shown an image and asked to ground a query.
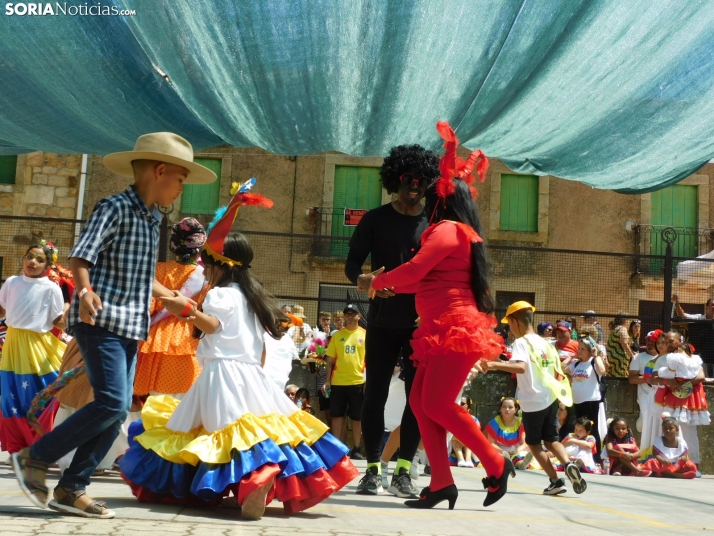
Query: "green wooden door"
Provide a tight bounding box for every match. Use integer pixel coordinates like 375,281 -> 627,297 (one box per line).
499,174 -> 538,232
180,158 -> 222,214
0,156 -> 17,184
651,185 -> 697,260
331,166 -> 382,257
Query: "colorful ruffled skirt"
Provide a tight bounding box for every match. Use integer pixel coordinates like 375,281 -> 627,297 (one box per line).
639,447 -> 698,478
0,326 -> 64,452
654,381 -> 710,426
410,308 -> 504,366
120,356 -> 359,513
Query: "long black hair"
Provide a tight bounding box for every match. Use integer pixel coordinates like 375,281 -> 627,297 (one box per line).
605,416 -> 633,443
424,179 -> 494,314
197,233 -> 287,339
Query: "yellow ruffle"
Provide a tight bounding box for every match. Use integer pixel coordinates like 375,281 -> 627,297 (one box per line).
135,395 -> 329,465
1,327 -> 65,375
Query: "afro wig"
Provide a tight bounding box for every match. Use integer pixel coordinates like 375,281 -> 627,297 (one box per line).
380,144 -> 440,195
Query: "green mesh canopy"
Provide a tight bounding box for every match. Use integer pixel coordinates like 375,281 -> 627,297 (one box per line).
1,0 -> 713,192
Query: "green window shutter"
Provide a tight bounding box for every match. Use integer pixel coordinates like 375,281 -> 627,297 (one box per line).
0,156 -> 18,185
330,166 -> 382,256
650,184 -> 697,259
499,174 -> 538,232
180,158 -> 221,214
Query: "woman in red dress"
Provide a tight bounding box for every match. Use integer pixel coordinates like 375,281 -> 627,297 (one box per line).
366,122 -> 512,509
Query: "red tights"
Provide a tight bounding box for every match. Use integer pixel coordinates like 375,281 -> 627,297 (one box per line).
410,353 -> 504,492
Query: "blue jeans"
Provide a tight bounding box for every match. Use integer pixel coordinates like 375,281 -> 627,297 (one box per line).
31,323 -> 138,491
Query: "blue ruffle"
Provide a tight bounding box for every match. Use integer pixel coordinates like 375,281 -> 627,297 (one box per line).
120,420 -> 351,501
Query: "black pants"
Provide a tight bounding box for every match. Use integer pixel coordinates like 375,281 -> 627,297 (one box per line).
573,400 -> 603,463
361,325 -> 420,464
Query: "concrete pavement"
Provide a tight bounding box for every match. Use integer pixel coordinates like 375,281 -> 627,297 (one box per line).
0,455 -> 712,535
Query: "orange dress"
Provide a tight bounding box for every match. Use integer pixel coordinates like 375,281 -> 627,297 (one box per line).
133,261 -> 208,396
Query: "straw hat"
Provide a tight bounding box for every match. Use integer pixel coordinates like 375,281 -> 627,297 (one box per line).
103,132 -> 216,184
292,305 -> 306,319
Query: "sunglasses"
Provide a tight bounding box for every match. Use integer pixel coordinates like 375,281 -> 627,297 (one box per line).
399,172 -> 432,189
23,253 -> 47,263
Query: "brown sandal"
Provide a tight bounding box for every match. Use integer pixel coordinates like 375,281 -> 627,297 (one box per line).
48,486 -> 115,519
11,448 -> 49,509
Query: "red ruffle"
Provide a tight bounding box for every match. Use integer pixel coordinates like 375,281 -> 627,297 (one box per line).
122,456 -> 359,513
276,455 -> 359,514
655,382 -> 708,411
237,463 -> 281,506
121,475 -> 222,507
411,308 -> 505,366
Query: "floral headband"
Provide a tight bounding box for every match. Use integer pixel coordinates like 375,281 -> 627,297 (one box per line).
39,240 -> 58,265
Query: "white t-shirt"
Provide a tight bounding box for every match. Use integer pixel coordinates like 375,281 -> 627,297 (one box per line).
0,275 -> 64,332
196,284 -> 264,364
629,351 -> 655,404
263,332 -> 298,390
568,358 -> 601,404
510,334 -> 558,412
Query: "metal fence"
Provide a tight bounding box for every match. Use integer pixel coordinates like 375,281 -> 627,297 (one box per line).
4,216 -> 714,367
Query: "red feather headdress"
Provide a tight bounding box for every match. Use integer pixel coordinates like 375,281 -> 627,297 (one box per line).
203,180 -> 274,267
435,121 -> 489,199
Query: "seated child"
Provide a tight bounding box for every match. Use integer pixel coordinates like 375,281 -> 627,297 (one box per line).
561,417 -> 597,473
449,396 -> 480,468
603,417 -> 650,476
295,388 -> 315,415
485,397 -> 533,470
641,415 -> 698,479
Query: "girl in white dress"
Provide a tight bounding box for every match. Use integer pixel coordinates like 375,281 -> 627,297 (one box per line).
120,224 -> 358,520
561,417 -> 597,473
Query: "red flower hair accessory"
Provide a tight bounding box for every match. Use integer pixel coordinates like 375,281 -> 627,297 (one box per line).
435,121 -> 489,199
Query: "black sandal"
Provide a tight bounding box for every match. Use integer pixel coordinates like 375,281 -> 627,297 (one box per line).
48,487 -> 115,519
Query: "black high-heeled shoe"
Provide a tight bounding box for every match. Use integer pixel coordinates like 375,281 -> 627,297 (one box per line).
404,484 -> 458,510
482,456 -> 516,507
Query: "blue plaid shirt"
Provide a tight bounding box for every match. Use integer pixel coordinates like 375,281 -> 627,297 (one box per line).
67,186 -> 161,340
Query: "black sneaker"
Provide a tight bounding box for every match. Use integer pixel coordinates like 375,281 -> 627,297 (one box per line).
350,447 -> 365,460
565,463 -> 587,494
356,466 -> 383,495
387,467 -> 419,498
543,478 -> 567,496
423,464 -> 431,475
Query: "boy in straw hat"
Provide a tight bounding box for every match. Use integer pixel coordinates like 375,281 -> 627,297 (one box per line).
480,301 -> 588,497
11,132 -> 215,519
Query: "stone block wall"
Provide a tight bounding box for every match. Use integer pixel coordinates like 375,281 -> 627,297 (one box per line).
19,152 -> 80,218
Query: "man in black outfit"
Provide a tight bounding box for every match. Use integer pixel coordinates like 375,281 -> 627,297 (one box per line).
345,145 -> 439,497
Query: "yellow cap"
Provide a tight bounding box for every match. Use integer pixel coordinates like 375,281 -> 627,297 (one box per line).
501,301 -> 535,323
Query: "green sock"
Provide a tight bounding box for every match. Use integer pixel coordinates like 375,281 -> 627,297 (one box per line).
367,462 -> 381,475
395,458 -> 412,474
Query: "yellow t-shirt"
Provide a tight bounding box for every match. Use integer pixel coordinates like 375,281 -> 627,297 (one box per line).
326,327 -> 366,386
